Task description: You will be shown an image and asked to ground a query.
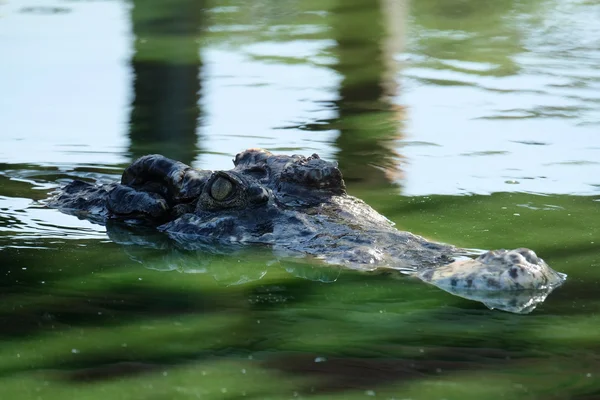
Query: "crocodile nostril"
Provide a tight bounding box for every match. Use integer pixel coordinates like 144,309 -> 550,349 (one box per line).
516,248 -> 539,264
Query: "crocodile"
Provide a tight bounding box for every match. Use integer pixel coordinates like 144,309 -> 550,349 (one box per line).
47,149 -> 566,313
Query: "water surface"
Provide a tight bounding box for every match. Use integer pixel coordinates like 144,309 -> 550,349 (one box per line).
1,0 -> 599,398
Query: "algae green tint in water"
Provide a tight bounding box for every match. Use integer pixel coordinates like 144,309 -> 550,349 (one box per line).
0,0 -> 599,398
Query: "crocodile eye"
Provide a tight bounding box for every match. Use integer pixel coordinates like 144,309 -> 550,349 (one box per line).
210,177 -> 234,201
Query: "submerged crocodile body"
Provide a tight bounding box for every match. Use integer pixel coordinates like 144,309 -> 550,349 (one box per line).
47,149 -> 566,313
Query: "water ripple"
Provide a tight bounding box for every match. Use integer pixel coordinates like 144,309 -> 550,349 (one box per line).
400,0 -> 600,195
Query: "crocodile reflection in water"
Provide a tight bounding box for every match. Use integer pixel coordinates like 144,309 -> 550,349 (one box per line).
47,149 -> 567,313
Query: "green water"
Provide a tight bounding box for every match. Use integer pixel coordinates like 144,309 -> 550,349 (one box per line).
1,0 -> 600,398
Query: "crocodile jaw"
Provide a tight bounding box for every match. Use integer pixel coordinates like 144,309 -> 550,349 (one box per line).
415,248 -> 567,314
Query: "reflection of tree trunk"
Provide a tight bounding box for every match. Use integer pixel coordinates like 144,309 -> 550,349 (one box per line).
330,0 -> 407,188
129,0 -> 205,166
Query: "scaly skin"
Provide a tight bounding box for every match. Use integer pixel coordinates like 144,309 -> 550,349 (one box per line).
47,149 -> 566,313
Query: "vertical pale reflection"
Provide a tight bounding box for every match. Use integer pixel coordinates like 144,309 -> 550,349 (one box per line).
381,0 -> 407,100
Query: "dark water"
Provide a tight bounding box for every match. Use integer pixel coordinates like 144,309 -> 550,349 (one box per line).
1,0 -> 600,398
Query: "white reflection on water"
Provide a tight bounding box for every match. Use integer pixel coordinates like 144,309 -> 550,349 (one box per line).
0,0 -> 598,195
400,0 -> 600,195
197,46 -> 340,171
0,196 -> 107,245
0,0 -> 132,166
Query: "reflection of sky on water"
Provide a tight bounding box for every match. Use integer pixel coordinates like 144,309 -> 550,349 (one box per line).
0,196 -> 107,247
400,0 -> 600,195
198,47 -> 340,171
400,84 -> 600,194
0,0 -> 132,166
1,0 -> 599,194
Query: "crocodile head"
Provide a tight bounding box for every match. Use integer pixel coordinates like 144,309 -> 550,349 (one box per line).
47,149 -> 567,314
48,149 -> 349,244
